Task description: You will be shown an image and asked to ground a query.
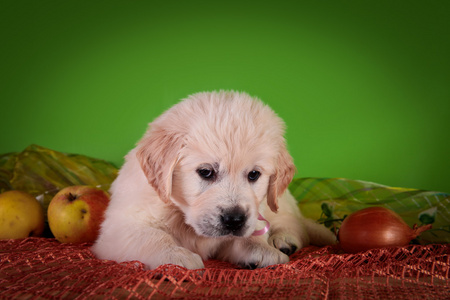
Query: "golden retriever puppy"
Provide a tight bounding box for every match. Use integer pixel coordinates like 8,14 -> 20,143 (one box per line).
92,91 -> 335,270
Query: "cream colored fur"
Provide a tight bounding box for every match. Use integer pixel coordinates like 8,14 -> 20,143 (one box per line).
92,91 -> 335,270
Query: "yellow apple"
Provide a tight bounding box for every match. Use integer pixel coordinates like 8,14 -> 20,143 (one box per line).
47,185 -> 110,243
0,190 -> 45,239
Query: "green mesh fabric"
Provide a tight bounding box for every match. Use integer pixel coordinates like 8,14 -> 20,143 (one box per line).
290,177 -> 450,244
0,144 -> 117,213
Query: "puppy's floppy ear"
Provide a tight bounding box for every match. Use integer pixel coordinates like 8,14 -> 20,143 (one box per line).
136,127 -> 184,203
267,144 -> 296,212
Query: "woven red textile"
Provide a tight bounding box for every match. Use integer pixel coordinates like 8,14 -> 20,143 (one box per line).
1,238 -> 448,299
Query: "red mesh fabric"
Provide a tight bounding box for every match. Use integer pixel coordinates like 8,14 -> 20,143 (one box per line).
1,238 -> 449,299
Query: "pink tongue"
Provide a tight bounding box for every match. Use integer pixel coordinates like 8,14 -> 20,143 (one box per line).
252,213 -> 270,236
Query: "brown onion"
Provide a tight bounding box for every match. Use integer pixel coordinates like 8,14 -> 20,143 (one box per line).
338,206 -> 432,253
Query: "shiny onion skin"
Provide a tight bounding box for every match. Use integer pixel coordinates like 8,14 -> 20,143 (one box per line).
338,207 -> 432,253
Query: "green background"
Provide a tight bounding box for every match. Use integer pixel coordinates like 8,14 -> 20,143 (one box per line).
1,1 -> 449,193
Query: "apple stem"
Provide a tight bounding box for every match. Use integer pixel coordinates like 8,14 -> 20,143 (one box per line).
68,193 -> 78,202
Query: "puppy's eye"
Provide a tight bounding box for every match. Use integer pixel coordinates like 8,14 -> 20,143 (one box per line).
248,170 -> 261,182
197,168 -> 215,180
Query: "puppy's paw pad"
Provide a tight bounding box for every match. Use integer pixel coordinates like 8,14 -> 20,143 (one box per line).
241,261 -> 281,270
238,246 -> 289,269
279,245 -> 298,256
244,262 -> 259,270
269,234 -> 300,256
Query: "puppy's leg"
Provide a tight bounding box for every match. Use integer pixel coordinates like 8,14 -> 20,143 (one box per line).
266,191 -> 336,256
268,217 -> 336,255
265,191 -> 307,256
268,215 -> 307,256
216,236 -> 289,269
93,222 -> 204,270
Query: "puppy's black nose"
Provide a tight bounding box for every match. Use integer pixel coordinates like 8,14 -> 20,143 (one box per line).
221,207 -> 247,232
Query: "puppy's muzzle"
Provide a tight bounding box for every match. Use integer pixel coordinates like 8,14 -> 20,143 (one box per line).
220,206 -> 247,234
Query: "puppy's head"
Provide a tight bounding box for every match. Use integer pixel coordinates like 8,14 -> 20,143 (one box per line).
136,91 -> 295,237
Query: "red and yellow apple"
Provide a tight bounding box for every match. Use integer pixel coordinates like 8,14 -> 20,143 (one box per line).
47,185 -> 110,243
0,190 -> 45,239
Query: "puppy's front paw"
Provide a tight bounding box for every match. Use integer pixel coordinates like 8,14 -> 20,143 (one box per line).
268,233 -> 301,256
238,243 -> 289,269
150,246 -> 204,270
